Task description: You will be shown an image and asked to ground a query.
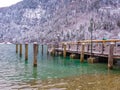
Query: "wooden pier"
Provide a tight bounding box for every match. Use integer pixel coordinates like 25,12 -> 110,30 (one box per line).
53,39 -> 120,69
16,43 -> 40,67
15,39 -> 120,69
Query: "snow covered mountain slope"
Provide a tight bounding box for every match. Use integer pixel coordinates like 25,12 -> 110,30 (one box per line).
0,0 -> 120,43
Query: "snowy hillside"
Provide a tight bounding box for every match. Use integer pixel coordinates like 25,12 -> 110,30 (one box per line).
0,0 -> 120,44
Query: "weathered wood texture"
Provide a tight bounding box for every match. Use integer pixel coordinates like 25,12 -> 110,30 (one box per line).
20,44 -> 22,57
33,44 -> 38,67
16,44 -> 18,53
57,40 -> 120,57
108,43 -> 115,69
25,44 -> 28,60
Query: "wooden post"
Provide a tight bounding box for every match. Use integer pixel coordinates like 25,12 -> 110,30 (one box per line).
87,44 -> 90,52
68,44 -> 70,50
20,44 -> 22,57
63,44 -> 66,58
80,43 -> 85,62
25,44 -> 28,60
41,45 -> 43,54
114,41 -> 117,53
77,43 -> 79,52
102,42 -> 105,54
16,44 -> 18,53
36,44 -> 39,54
108,42 -> 115,69
33,43 -> 37,67
50,45 -> 55,56
62,43 -> 63,48
47,45 -> 49,55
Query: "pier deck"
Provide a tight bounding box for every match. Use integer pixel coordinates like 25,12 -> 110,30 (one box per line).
53,39 -> 120,69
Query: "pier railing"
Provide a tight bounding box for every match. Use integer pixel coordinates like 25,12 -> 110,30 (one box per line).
15,39 -> 120,69
57,39 -> 120,57
54,39 -> 120,69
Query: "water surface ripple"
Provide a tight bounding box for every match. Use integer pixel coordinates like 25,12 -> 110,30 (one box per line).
0,44 -> 119,90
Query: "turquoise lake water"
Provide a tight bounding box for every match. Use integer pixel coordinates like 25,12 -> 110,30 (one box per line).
0,44 -> 120,90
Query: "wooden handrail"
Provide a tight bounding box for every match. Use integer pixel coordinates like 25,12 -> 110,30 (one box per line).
61,39 -> 120,45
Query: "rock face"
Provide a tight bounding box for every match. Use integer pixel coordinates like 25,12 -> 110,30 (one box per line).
0,0 -> 120,43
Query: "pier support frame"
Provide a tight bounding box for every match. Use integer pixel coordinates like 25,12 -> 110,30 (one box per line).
47,45 -> 49,55
16,44 -> 18,53
20,44 -> 22,57
51,45 -> 55,56
25,44 -> 28,60
63,44 -> 66,58
108,42 -> 115,69
33,44 -> 38,67
88,57 -> 96,63
36,44 -> 39,54
41,45 -> 43,54
80,43 -> 85,62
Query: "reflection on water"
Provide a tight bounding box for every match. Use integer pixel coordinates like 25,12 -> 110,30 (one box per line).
0,44 -> 119,90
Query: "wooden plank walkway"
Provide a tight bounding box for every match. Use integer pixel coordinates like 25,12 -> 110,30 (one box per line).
51,39 -> 120,69
55,48 -> 120,59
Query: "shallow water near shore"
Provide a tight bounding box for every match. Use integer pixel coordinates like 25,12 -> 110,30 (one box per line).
0,44 -> 120,90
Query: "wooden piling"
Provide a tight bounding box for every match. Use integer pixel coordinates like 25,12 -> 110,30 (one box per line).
80,43 -> 85,62
87,44 -> 90,52
77,43 -> 79,51
25,44 -> 28,60
88,57 -> 96,63
63,44 -> 66,58
16,44 -> 18,53
51,45 -> 55,56
47,45 -> 49,55
68,44 -> 70,50
33,43 -> 38,67
102,42 -> 105,54
36,44 -> 39,54
108,42 -> 115,69
70,54 -> 77,59
20,44 -> 22,57
41,45 -> 43,54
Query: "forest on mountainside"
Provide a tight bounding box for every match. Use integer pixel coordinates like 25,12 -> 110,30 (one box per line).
0,0 -> 120,43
